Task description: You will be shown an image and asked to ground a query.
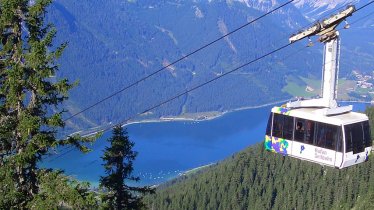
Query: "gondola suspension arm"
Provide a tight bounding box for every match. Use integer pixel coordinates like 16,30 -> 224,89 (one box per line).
287,6 -> 356,116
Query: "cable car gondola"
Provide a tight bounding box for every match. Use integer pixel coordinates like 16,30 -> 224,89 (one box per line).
264,5 -> 372,168
265,106 -> 371,168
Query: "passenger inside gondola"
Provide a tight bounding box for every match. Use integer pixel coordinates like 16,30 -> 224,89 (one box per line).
295,121 -> 304,141
305,121 -> 314,144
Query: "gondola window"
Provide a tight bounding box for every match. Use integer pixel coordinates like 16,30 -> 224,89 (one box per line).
363,121 -> 372,148
272,113 -> 293,139
345,122 -> 365,154
315,123 -> 339,150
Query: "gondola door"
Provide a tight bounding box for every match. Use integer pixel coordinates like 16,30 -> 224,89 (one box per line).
291,119 -> 319,162
342,121 -> 371,168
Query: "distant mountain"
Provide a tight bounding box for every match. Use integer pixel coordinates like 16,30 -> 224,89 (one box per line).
47,0 -> 373,134
293,0 -> 358,21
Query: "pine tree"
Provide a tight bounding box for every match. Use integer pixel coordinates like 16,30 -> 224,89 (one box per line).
0,0 -> 96,208
100,125 -> 153,210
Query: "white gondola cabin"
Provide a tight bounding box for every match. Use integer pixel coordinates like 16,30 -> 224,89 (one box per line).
265,106 -> 372,169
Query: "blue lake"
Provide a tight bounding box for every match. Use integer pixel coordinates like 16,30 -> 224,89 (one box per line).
43,102 -> 371,186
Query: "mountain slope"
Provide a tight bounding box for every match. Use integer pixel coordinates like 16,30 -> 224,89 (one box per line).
46,0 -> 374,134
47,0 -> 316,134
144,107 -> 374,209
144,144 -> 374,210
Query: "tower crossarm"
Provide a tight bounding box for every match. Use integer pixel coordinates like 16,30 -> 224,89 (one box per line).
289,5 -> 356,44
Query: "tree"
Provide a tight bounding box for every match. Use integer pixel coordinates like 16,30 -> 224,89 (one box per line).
100,125 -> 154,210
0,0 -> 96,208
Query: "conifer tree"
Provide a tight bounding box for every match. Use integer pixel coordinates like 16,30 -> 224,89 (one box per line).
100,125 -> 153,210
0,0 -> 96,208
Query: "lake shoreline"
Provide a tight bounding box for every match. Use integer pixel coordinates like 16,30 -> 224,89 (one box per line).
75,99 -> 371,137
76,99 -> 290,137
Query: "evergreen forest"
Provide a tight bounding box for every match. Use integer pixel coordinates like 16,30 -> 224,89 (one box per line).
143,107 -> 374,210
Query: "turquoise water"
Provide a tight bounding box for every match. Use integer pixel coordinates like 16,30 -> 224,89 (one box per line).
43,102 -> 370,186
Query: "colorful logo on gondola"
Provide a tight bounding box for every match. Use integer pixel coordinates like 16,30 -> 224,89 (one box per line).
273,107 -> 291,115
264,135 -> 289,155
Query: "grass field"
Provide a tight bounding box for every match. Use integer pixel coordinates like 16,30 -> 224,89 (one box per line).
282,76 -> 319,98
282,81 -> 316,98
282,76 -> 363,100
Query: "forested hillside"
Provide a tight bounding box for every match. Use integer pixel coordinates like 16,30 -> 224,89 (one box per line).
46,0 -> 374,136
144,106 -> 374,209
46,0 -> 315,134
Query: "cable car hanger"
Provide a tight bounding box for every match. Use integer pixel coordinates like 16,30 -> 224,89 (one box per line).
287,5 -> 355,116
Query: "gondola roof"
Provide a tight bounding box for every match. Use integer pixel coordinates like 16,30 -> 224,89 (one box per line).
272,106 -> 368,126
